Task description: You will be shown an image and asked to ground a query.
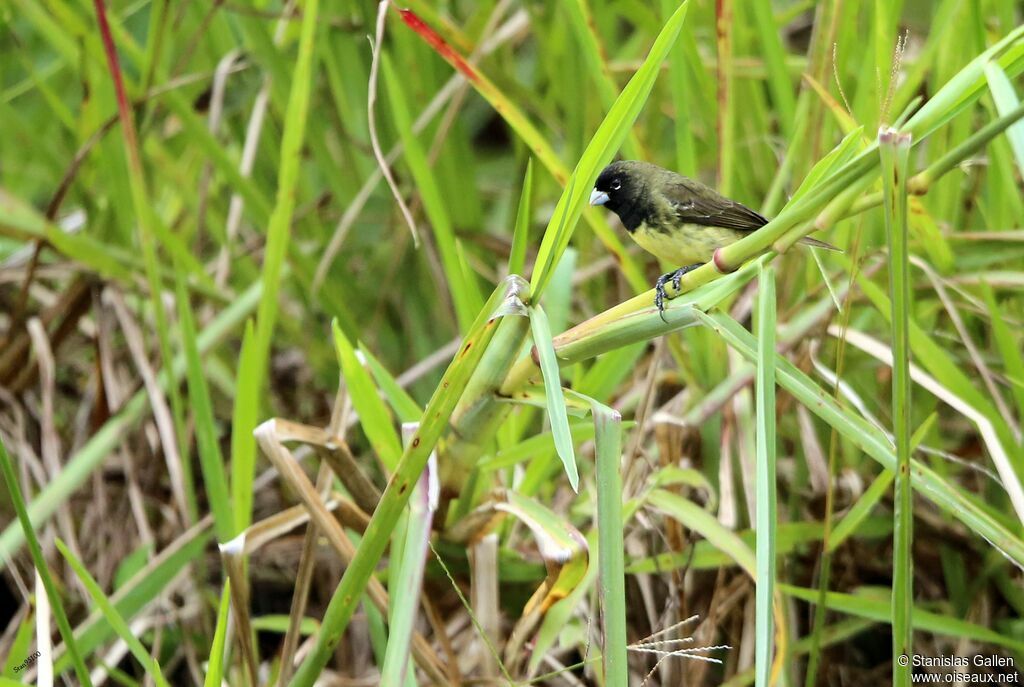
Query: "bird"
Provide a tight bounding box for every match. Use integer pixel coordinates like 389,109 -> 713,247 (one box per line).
589,160 -> 836,318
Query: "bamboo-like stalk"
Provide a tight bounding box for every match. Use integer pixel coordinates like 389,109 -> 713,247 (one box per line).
501,257 -> 766,393
880,126 -> 913,687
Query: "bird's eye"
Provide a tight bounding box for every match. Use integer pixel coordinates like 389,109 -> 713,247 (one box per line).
611,179 -> 621,191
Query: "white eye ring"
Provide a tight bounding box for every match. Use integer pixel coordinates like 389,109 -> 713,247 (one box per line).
611,179 -> 621,191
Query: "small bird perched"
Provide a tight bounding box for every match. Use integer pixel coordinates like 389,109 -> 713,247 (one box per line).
589,160 -> 835,318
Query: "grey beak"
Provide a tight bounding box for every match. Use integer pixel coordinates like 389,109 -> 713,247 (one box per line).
589,189 -> 610,206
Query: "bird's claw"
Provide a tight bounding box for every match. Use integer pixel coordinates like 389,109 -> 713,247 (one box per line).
654,274 -> 671,322
653,264 -> 702,322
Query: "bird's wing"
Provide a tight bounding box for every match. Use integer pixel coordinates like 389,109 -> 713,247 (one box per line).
664,177 -> 769,232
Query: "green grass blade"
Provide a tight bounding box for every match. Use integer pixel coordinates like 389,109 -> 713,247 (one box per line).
714,0 -> 735,195
508,159 -> 534,277
2,607 -> 33,677
754,263 -> 777,687
827,470 -> 896,553
55,539 -> 170,687
880,127 -> 913,687
749,0 -> 796,136
529,304 -> 578,491
333,321 -> 403,471
626,519 -> 893,574
980,284 -> 1024,423
381,53 -> 482,332
648,489 -> 755,576
782,585 -> 1024,652
359,343 -> 424,423
0,439 -> 93,687
984,61 -> 1024,175
54,522 -> 209,675
661,0 -> 697,173
204,580 -> 231,687
251,0 -> 320,396
902,24 -> 1024,141
564,0 -> 644,160
176,273 -> 233,542
231,320 -> 259,535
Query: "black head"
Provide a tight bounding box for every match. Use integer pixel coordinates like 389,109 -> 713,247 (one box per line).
590,160 -> 652,230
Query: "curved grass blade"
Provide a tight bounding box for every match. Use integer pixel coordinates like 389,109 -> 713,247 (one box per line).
648,489 -> 755,576
529,303 -> 578,491
626,519 -> 892,574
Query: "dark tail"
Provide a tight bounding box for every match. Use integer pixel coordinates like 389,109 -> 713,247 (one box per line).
799,236 -> 841,252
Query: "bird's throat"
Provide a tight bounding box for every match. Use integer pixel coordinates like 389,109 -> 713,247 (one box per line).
615,201 -> 647,233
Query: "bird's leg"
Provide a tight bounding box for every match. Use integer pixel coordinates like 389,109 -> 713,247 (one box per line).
654,263 -> 703,321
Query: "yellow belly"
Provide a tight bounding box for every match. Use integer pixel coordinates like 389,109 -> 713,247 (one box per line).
630,222 -> 745,265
